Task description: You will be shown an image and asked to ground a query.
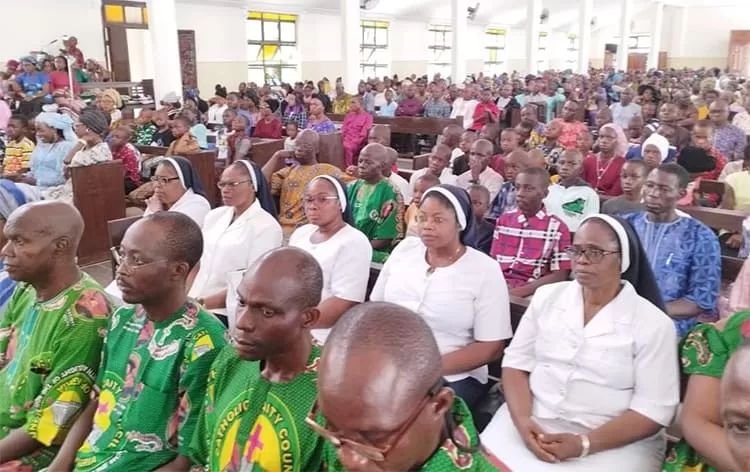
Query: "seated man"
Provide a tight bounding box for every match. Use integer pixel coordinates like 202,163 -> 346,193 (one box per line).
490,167 -> 572,298
438,124 -> 464,173
366,123 -> 391,147
456,138 -> 504,201
544,149 -> 600,232
405,173 -> 440,238
489,149 -> 529,218
348,143 -> 405,263
190,247 -> 325,472
313,301 -> 510,471
490,128 -> 521,175
468,184 -> 495,255
409,143 -> 457,191
51,212 -> 227,471
451,129 -> 476,176
623,163 -> 721,337
262,129 -> 349,242
0,201 -> 113,471
602,160 -> 648,215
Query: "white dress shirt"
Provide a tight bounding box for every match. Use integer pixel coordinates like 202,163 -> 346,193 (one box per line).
610,102 -> 643,129
144,188 -> 211,228
450,98 -> 478,129
207,104 -> 228,124
456,167 -> 504,201
370,237 -> 512,383
408,167 -> 457,192
389,172 -> 412,203
482,280 -> 678,471
290,224 -> 373,343
189,200 -> 282,302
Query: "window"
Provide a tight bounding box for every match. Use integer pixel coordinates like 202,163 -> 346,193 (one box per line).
537,32 -> 549,72
614,34 -> 651,54
102,1 -> 148,27
427,24 -> 452,79
566,34 -> 578,70
484,28 -> 506,75
361,20 -> 389,80
247,11 -> 299,84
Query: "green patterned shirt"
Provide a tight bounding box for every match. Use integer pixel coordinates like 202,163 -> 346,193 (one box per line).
74,302 -> 227,472
0,273 -> 113,470
189,343 -> 324,472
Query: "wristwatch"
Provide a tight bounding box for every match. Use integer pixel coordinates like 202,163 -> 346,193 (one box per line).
578,434 -> 590,458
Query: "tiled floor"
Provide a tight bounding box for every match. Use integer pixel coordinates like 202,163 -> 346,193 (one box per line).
83,261 -> 114,287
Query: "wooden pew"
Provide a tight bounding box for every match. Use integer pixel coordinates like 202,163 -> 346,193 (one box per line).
72,161 -> 127,265
251,138 -> 285,168
397,153 -> 429,181
328,115 -> 462,136
318,132 -> 345,170
698,179 -> 726,198
677,205 -> 746,233
106,216 -> 142,279
134,146 -> 219,207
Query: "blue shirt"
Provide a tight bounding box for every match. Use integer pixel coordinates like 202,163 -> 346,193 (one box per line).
15,72 -> 49,96
28,140 -> 75,188
379,101 -> 398,117
490,181 -> 517,219
623,212 -> 721,337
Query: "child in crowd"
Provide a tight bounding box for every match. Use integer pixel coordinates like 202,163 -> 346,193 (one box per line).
468,183 -> 494,255
227,115 -> 252,164
284,121 -> 299,152
576,130 -> 596,160
602,160 -> 648,215
151,110 -> 174,147
132,109 -> 157,146
490,128 -> 520,177
222,108 -> 238,135
405,172 -> 440,237
2,115 -> 34,178
108,125 -> 142,193
490,149 -> 528,218
166,115 -> 200,156
544,149 -> 600,231
451,130 -> 476,176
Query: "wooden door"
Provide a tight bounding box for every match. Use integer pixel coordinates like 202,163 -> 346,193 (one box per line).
658,51 -> 667,69
107,26 -> 130,82
627,53 -> 647,72
728,30 -> 750,74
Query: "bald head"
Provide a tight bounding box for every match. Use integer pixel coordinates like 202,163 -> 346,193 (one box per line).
244,246 -> 323,309
10,200 -> 84,251
323,302 -> 442,401
368,124 -> 392,146
473,138 -> 494,157
442,124 -> 463,148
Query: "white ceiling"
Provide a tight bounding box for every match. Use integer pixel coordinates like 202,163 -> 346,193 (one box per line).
185,0 -> 749,33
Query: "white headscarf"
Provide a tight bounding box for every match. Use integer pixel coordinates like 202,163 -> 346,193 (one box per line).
642,133 -> 670,163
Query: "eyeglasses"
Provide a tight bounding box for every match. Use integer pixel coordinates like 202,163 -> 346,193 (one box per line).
565,246 -> 619,264
151,176 -> 180,185
217,180 -> 250,189
305,379 -> 443,462
111,246 -> 168,273
303,195 -> 338,206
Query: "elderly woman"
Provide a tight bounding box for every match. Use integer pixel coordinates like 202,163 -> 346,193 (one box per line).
188,160 -> 281,328
44,108 -> 113,202
582,123 -> 627,196
10,113 -> 76,190
99,88 -> 123,130
305,97 -> 336,134
290,175 -> 372,343
144,156 -> 211,227
0,179 -> 41,321
370,184 -> 512,420
482,214 -> 679,471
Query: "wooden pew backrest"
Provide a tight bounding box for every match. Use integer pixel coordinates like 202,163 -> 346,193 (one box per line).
107,216 -> 143,279
328,115 -> 461,135
319,132 -> 345,169
677,205 -> 746,233
72,161 -> 127,265
251,138 -> 285,168
699,179 -> 726,197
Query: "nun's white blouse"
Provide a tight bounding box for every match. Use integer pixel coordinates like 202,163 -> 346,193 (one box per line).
144,188 -> 211,228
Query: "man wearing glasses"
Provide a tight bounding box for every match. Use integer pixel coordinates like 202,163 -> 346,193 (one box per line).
48,212 -> 226,471
189,247 -> 325,472
311,301 -> 510,471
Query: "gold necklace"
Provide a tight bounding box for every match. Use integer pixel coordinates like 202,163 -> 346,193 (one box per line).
426,245 -> 465,275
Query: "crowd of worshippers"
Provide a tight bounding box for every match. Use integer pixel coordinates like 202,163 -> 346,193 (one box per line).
2,65 -> 750,471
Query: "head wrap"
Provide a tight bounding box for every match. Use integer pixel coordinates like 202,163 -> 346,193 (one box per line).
310,175 -> 354,225
6,60 -> 19,70
600,123 -> 629,157
0,180 -> 41,220
422,185 -> 481,249
78,108 -> 111,136
641,133 -> 670,163
162,157 -> 208,200
35,112 -> 76,141
235,160 -> 277,218
20,56 -> 37,66
580,214 -> 665,310
102,89 -> 123,109
678,146 -> 717,173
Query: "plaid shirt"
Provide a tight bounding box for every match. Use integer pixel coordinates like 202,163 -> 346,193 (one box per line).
489,181 -> 517,219
490,206 -> 572,288
423,99 -> 452,118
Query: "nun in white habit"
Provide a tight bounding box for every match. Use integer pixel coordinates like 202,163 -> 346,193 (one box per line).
144,156 -> 211,227
481,214 -> 679,471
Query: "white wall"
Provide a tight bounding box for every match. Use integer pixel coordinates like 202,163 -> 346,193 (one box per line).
298,13 -> 344,81
670,5 -> 750,68
0,0 -> 105,64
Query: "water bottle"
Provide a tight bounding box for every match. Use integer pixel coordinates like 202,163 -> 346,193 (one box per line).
739,216 -> 750,259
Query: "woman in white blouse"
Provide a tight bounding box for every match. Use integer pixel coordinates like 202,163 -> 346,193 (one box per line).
144,157 -> 211,227
289,175 -> 372,343
370,184 -> 512,420
481,214 -> 679,471
189,160 -> 281,326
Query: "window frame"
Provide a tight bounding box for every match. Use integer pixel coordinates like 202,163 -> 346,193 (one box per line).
361,20 -> 389,79
247,11 -> 299,83
427,24 -> 452,78
484,28 -> 507,75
